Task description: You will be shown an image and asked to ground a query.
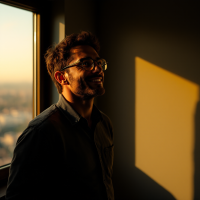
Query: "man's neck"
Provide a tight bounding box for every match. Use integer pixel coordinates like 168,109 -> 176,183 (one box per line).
62,92 -> 94,127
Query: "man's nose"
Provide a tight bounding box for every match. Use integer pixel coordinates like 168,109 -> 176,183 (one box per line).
92,61 -> 102,73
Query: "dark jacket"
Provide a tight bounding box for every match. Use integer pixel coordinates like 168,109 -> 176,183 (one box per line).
6,95 -> 114,200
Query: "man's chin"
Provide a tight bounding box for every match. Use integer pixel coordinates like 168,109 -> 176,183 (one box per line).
92,86 -> 105,96
81,88 -> 105,100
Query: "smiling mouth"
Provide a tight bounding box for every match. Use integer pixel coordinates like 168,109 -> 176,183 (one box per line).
88,77 -> 103,83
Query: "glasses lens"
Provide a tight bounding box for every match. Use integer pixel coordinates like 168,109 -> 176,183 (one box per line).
81,58 -> 107,71
82,59 -> 94,70
98,59 -> 107,71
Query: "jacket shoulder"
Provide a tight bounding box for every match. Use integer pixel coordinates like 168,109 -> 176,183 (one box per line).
29,104 -> 58,127
17,104 -> 61,143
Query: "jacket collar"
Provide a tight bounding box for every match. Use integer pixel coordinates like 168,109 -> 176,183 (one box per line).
56,94 -> 102,126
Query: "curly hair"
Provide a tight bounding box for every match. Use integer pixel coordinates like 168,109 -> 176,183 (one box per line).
44,31 -> 100,94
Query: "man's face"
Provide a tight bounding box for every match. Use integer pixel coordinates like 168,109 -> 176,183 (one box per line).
64,45 -> 105,99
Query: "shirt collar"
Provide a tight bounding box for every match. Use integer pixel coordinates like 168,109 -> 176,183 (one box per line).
56,94 -> 102,126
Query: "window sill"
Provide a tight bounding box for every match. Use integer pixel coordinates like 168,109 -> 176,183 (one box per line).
0,164 -> 10,199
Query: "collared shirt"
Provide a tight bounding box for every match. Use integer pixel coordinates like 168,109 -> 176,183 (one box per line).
6,95 -> 114,200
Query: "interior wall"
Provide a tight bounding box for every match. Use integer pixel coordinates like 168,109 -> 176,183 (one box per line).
64,0 -> 96,35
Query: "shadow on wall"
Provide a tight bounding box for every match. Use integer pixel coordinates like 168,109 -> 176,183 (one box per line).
113,166 -> 176,200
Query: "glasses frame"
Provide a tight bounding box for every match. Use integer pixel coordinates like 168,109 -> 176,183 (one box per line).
60,57 -> 107,72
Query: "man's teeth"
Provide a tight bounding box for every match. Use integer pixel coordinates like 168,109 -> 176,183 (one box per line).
91,79 -> 101,82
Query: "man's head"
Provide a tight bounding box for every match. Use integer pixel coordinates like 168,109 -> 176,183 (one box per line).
45,31 -> 106,99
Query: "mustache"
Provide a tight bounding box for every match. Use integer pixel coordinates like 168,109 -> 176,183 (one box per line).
86,74 -> 103,79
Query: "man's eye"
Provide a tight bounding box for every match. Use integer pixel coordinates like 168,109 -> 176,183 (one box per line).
82,61 -> 90,66
82,60 -> 93,67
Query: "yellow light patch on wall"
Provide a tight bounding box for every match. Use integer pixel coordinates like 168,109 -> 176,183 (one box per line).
135,57 -> 199,200
59,22 -> 65,42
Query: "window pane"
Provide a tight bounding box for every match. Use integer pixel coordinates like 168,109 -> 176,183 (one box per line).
0,3 -> 33,166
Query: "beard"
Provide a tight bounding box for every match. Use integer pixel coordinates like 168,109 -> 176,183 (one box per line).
68,72 -> 105,100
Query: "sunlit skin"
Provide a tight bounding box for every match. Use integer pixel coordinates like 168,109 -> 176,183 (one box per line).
55,45 -> 105,127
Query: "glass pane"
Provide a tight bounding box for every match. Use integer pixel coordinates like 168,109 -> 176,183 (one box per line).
0,3 -> 33,166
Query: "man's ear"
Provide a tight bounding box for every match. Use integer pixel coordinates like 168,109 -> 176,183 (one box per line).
54,71 -> 68,85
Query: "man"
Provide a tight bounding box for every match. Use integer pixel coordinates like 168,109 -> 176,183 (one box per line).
5,31 -> 114,200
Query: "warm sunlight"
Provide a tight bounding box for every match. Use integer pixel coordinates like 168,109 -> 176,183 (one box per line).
0,3 -> 32,83
135,57 -> 199,200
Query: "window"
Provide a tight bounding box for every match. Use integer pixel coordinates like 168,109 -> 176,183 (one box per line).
0,2 -> 39,167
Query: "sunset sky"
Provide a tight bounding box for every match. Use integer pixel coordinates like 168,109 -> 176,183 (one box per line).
0,3 -> 32,84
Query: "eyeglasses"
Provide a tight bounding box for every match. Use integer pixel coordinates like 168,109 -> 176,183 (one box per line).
60,57 -> 107,71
